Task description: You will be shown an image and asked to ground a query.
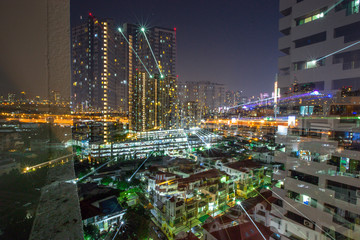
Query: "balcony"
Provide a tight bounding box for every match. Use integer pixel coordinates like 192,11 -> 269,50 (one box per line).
333,215 -> 355,230
279,0 -> 294,13
279,15 -> 292,32
278,35 -> 291,52
278,55 -> 290,69
273,169 -> 286,181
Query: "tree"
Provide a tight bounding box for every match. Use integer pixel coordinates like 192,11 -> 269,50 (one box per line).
100,176 -> 113,186
83,224 -> 100,240
116,180 -> 129,191
117,187 -> 141,205
117,206 -> 150,240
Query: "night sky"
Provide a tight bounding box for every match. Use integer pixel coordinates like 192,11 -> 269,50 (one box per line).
71,0 -> 281,97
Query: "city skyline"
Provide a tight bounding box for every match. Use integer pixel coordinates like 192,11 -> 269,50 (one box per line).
0,1 -> 280,98
70,0 -> 280,97
2,1 -> 360,240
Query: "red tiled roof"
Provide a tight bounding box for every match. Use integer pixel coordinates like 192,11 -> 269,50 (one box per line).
176,232 -> 199,240
264,196 -> 277,211
241,190 -> 273,211
202,215 -> 236,231
226,160 -> 262,172
210,221 -> 273,240
177,169 -> 225,184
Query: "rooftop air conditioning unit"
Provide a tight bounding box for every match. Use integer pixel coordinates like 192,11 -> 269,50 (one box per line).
356,190 -> 360,198
304,219 -> 314,229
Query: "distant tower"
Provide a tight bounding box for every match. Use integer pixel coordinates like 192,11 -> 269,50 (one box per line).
125,25 -> 178,131
71,14 -> 121,114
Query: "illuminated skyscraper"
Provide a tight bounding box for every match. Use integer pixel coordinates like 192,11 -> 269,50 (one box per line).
123,25 -> 178,131
71,14 -> 123,113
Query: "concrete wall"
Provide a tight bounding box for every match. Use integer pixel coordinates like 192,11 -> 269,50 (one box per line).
0,0 -> 70,99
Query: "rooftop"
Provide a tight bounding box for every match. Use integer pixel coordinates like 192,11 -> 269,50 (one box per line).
226,160 -> 262,172
209,221 -> 273,240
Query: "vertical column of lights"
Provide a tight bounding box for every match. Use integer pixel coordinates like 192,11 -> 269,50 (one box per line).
142,73 -> 146,131
88,19 -> 92,112
128,35 -> 133,130
155,78 -> 158,129
102,22 -> 109,142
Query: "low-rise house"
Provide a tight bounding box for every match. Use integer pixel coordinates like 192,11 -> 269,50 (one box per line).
81,196 -> 125,232
148,169 -> 235,239
203,220 -> 275,240
79,183 -> 125,233
221,160 -> 270,198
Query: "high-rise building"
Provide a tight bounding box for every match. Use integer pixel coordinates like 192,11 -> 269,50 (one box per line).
179,81 -> 225,118
130,73 -> 177,131
124,25 -> 178,131
225,90 -> 244,107
180,101 -> 201,128
71,14 -> 123,113
278,0 -> 360,95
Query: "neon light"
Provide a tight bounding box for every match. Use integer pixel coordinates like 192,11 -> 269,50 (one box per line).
310,90 -> 320,95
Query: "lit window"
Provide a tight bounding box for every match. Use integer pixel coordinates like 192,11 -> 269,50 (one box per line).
297,11 -> 324,26
349,0 -> 360,15
306,60 -> 317,69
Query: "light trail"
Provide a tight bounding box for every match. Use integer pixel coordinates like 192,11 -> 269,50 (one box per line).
23,153 -> 74,173
253,189 -> 308,239
324,0 -> 344,15
237,202 -> 267,240
316,40 -> 360,62
76,157 -> 117,183
227,90 -> 334,110
111,221 -> 124,240
118,28 -> 152,77
271,189 -> 336,240
127,151 -> 153,182
141,28 -> 163,77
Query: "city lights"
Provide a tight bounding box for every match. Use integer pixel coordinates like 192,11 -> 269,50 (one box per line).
2,1 -> 360,240
141,27 -> 163,77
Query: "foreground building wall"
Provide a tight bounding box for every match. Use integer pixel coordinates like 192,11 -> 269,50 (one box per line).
278,0 -> 360,94
272,122 -> 360,240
